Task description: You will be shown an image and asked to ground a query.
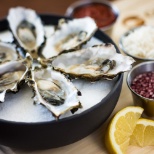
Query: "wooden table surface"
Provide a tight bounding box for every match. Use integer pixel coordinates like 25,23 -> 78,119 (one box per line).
1,0 -> 154,153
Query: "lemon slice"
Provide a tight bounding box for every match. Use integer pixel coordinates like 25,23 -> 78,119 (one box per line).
130,118 -> 154,147
105,106 -> 144,154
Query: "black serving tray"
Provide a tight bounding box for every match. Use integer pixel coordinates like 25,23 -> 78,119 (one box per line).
0,14 -> 123,150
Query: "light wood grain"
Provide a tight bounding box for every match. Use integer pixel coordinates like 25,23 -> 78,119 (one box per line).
8,0 -> 154,153
112,0 -> 154,44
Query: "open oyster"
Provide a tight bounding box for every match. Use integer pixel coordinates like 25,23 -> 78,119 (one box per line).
51,44 -> 135,81
7,7 -> 44,56
0,42 -> 19,64
28,67 -> 81,118
0,54 -> 32,102
41,17 -> 97,59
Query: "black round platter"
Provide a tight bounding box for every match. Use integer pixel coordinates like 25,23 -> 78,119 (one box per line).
0,14 -> 123,150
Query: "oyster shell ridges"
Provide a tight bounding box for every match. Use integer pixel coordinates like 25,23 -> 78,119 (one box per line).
51,44 -> 135,81
0,42 -> 19,64
7,7 -> 45,55
28,67 -> 81,118
0,53 -> 32,102
41,17 -> 98,59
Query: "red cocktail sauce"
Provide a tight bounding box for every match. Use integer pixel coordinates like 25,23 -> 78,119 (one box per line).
72,3 -> 116,28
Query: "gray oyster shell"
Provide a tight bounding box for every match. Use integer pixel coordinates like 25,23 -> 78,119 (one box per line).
41,17 -> 97,59
7,7 -> 45,57
51,44 -> 135,81
0,42 -> 19,64
0,54 -> 32,102
28,67 -> 81,118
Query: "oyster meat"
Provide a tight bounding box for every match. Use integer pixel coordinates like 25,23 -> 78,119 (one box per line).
52,44 -> 135,80
28,67 -> 81,118
41,17 -> 97,59
7,7 -> 44,55
0,42 -> 19,64
0,54 -> 32,102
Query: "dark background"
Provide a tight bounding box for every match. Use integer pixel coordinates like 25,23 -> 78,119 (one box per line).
0,0 -> 78,19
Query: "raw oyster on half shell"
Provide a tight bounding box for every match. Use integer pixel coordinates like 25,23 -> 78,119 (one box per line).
51,44 -> 135,81
41,17 -> 97,59
7,7 -> 45,56
28,67 -> 81,118
0,42 -> 19,64
0,54 -> 32,102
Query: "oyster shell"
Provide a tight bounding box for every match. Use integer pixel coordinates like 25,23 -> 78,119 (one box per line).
0,30 -> 14,43
7,7 -> 44,56
0,42 -> 19,64
41,17 -> 97,59
51,44 -> 135,81
0,54 -> 32,102
28,67 -> 81,118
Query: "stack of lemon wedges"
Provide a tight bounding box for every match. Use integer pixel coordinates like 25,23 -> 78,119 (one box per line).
105,106 -> 154,154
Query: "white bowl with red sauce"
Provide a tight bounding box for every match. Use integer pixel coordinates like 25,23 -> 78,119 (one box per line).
127,61 -> 154,117
65,0 -> 119,31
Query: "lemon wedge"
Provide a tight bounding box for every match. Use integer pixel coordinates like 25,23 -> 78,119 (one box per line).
105,106 -> 144,154
130,118 -> 154,147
